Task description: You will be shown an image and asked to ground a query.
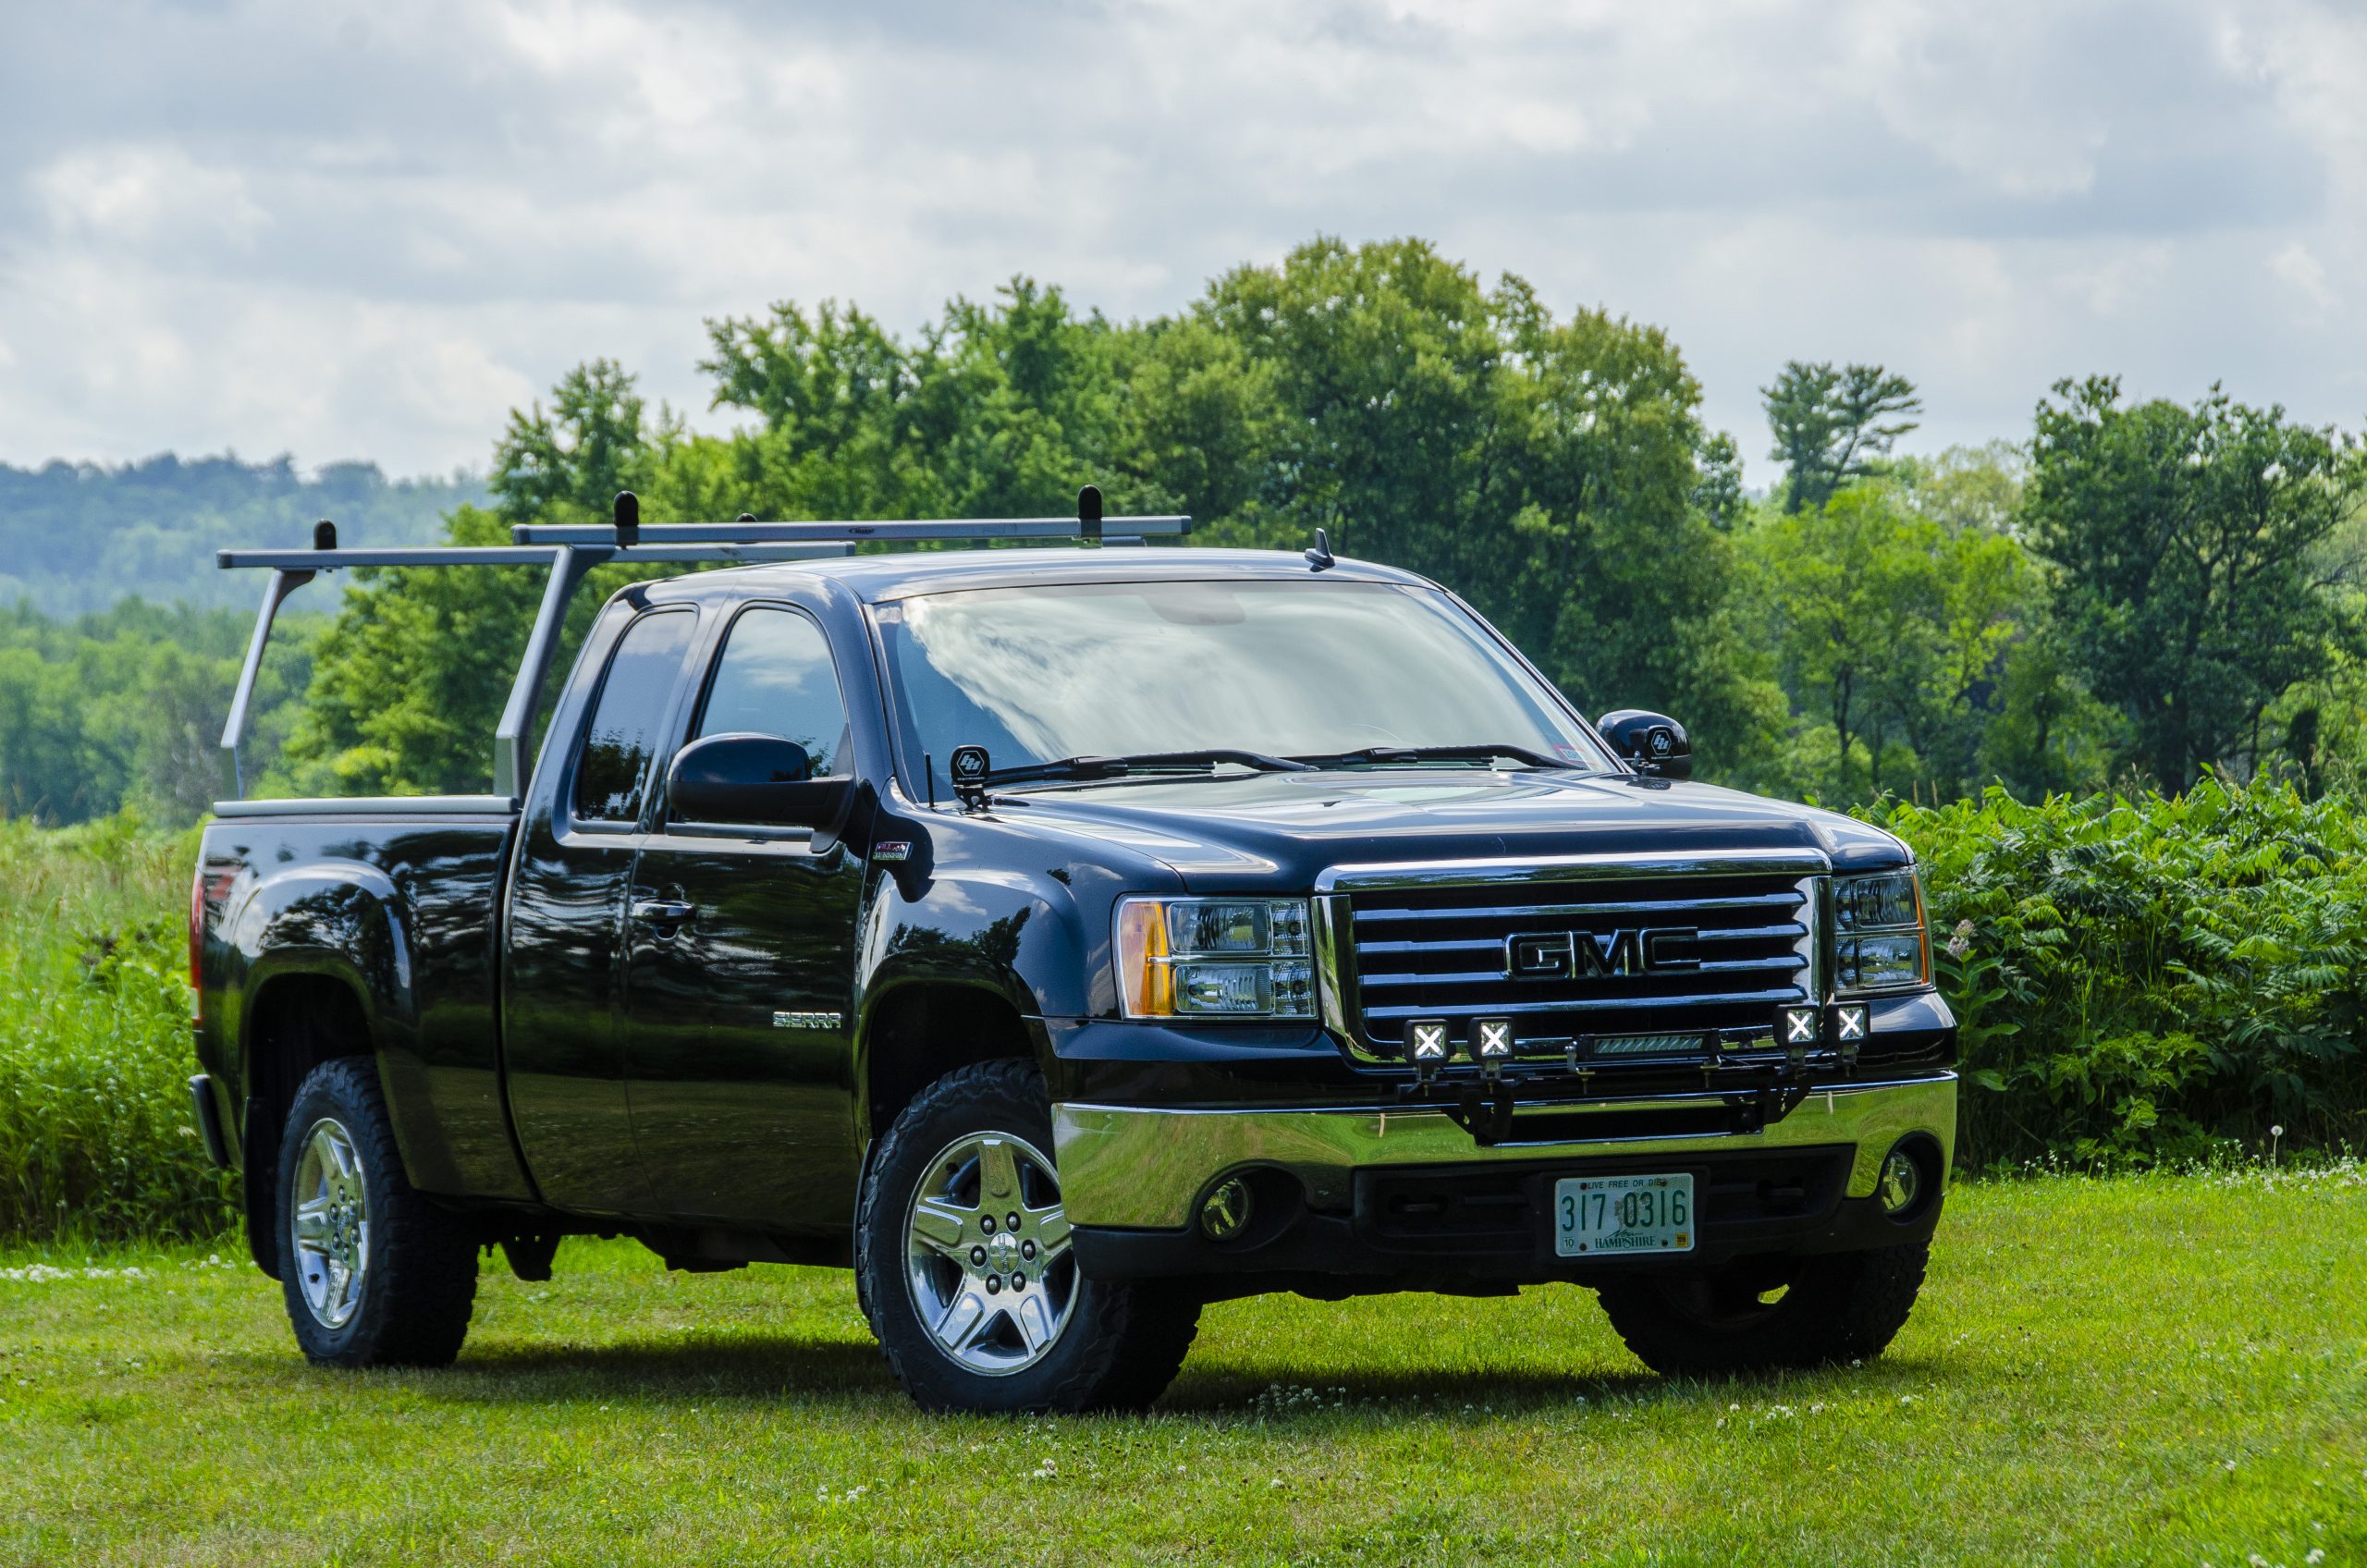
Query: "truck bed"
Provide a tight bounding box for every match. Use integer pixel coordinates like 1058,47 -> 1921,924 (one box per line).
195,794 -> 531,1205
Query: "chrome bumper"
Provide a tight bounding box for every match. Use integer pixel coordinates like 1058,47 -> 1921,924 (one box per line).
1052,1072 -> 1956,1231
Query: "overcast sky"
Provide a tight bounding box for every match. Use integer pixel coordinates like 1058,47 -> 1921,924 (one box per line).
3,0 -> 2362,485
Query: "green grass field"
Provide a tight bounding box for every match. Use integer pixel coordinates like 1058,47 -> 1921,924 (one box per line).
4,1168 -> 2361,1566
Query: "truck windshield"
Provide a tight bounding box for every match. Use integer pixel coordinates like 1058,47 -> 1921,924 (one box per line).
873,579 -> 1618,799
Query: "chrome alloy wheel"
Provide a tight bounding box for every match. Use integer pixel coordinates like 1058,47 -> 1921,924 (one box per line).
904,1130 -> 1076,1376
289,1117 -> 371,1329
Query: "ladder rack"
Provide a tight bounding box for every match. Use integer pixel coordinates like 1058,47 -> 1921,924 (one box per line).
212,485 -> 1187,800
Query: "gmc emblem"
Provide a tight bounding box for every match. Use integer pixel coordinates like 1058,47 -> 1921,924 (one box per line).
1505,927 -> 1700,980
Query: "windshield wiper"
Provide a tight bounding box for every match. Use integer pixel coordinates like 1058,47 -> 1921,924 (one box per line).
969,748 -> 1314,792
1289,743 -> 1575,771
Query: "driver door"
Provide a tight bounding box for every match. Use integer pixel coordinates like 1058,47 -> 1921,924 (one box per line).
619,602 -> 867,1226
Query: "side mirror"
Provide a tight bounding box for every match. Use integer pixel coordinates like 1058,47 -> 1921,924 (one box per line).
1596,710 -> 1691,780
668,732 -> 851,828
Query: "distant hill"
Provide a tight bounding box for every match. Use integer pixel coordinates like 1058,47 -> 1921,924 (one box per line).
0,454 -> 488,614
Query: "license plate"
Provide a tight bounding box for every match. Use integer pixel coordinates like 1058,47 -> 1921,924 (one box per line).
1553,1172 -> 1694,1256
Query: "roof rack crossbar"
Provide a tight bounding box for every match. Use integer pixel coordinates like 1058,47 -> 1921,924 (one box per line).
508,515 -> 1191,546
217,544 -> 856,570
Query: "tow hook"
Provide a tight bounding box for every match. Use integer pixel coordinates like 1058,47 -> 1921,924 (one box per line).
1440,1080 -> 1519,1145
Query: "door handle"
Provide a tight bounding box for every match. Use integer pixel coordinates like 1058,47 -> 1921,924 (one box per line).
632,899 -> 696,926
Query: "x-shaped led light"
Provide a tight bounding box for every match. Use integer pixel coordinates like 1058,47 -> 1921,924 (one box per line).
1408,1020 -> 1451,1064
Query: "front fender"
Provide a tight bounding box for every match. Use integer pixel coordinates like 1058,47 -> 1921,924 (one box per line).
854,866 -> 1086,1023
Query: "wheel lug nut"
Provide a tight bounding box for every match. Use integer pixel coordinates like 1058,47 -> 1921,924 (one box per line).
980,1216 -> 995,1233
1012,1271 -> 1026,1289
986,1275 -> 1001,1294
970,1245 -> 987,1267
1022,1240 -> 1036,1260
1007,1212 -> 1022,1231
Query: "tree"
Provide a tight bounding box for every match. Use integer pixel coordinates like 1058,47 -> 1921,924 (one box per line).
1763,361 -> 1922,513
275,242 -> 1773,798
1755,488 -> 1948,797
2022,378 -> 2367,789
489,360 -> 660,521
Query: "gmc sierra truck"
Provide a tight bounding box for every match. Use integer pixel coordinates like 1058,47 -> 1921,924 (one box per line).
189,494 -> 1956,1414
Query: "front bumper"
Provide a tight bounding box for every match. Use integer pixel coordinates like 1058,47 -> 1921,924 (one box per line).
1053,1072 -> 1955,1285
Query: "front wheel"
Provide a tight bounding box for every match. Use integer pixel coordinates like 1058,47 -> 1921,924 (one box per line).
1596,1242 -> 1930,1378
855,1060 -> 1199,1414
276,1058 -> 479,1367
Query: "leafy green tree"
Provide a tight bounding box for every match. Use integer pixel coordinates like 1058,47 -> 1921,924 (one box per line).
2023,378 -> 2367,788
1891,440 -> 2026,536
1755,488 -> 1947,796
1763,361 -> 1922,513
1977,631 -> 2118,798
489,359 -> 665,521
0,601 -> 307,825
701,280 -> 1168,523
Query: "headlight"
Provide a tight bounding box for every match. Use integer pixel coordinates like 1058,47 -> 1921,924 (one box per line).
1832,869 -> 1928,993
1115,898 -> 1316,1019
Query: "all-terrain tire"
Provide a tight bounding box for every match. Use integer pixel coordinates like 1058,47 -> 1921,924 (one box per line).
1596,1242 -> 1930,1378
275,1058 -> 479,1367
855,1059 -> 1200,1415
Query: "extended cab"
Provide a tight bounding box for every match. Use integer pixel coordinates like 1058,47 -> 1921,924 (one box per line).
190,500 -> 1956,1413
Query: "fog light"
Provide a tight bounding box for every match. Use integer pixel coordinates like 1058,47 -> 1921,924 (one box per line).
1474,1018 -> 1514,1062
1877,1145 -> 1923,1217
1779,1006 -> 1820,1047
1199,1176 -> 1255,1242
1834,1004 -> 1869,1043
1407,1019 -> 1450,1076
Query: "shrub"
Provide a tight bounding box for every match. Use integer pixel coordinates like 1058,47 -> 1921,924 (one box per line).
1870,779 -> 2367,1170
0,813 -> 236,1241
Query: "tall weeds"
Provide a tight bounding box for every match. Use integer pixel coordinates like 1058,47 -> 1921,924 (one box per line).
0,814 -> 235,1241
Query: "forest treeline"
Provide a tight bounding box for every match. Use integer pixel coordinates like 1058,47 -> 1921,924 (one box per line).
0,453 -> 483,614
4,235 -> 2364,824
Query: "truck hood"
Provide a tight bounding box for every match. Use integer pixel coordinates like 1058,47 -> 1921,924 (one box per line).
985,768 -> 1909,887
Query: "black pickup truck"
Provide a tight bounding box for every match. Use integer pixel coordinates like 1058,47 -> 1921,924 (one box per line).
190,497 -> 1956,1414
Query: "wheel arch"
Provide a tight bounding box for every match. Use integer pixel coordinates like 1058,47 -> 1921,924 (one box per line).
237,970 -> 376,1280
856,978 -> 1050,1151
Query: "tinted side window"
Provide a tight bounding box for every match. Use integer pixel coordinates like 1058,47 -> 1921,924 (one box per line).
693,607 -> 851,775
574,609 -> 695,823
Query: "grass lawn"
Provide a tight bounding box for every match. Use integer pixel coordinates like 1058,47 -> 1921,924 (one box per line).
3,1168 -> 2362,1567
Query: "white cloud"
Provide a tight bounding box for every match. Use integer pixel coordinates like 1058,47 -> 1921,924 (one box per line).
34,144 -> 270,255
0,0 -> 2361,478
2269,240 -> 2333,313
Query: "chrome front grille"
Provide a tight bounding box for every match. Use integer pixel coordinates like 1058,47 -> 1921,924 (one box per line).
1332,865 -> 1821,1063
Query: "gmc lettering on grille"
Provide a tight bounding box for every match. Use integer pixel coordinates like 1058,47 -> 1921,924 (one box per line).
1504,927 -> 1700,980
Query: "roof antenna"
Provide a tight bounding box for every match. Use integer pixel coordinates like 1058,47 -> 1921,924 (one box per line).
1305,527 -> 1335,572
613,491 -> 640,548
312,519 -> 337,551
1078,484 -> 1103,546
